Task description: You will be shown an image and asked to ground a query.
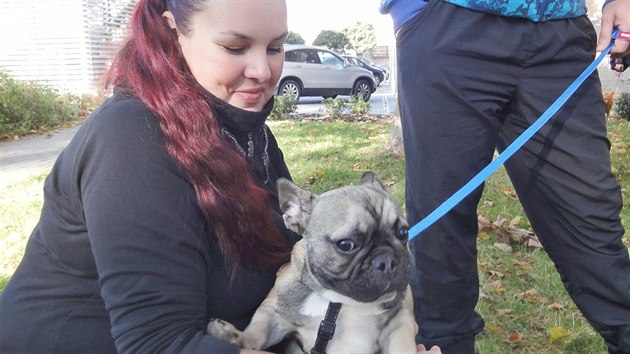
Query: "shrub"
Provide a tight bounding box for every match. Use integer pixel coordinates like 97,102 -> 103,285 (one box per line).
349,94 -> 371,115
0,70 -> 99,139
322,97 -> 348,117
615,92 -> 630,120
270,95 -> 298,120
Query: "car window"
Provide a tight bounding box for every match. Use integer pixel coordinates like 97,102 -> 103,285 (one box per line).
286,49 -> 319,64
357,58 -> 370,66
346,57 -> 360,66
318,51 -> 344,67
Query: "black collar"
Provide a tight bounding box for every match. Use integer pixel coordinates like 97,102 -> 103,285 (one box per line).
310,302 -> 342,354
203,91 -> 274,133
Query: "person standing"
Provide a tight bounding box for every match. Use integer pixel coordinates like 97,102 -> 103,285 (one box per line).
381,0 -> 630,353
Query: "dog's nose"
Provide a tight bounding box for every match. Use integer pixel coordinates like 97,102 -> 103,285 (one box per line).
371,254 -> 397,273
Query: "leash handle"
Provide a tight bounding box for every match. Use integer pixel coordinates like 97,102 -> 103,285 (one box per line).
408,29 -> 619,241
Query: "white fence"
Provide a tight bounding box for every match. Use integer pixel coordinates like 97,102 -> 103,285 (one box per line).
0,0 -> 136,94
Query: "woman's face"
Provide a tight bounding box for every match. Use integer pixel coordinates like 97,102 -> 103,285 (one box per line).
164,1 -> 288,112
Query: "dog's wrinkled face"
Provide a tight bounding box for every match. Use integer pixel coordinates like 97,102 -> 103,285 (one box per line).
278,172 -> 410,303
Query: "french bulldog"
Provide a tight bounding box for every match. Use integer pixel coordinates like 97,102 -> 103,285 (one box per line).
208,172 -> 417,353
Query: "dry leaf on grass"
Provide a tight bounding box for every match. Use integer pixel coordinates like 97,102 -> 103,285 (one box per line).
507,332 -> 523,344
477,215 -> 543,248
548,302 -> 566,311
517,289 -> 547,304
548,326 -> 570,344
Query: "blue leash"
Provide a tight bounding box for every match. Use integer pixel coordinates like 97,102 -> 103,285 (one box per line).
408,29 -> 620,241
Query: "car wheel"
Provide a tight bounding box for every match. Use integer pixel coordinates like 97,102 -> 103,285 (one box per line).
353,80 -> 372,102
374,75 -> 381,87
279,79 -> 301,101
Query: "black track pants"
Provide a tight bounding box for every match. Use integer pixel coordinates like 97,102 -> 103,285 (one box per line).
396,1 -> 630,353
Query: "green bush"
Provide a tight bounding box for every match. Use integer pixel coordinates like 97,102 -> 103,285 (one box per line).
349,95 -> 371,115
322,97 -> 348,117
270,95 -> 298,120
615,92 -> 630,120
0,70 -> 98,139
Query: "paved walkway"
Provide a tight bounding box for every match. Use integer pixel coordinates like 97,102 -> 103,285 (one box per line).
0,124 -> 81,188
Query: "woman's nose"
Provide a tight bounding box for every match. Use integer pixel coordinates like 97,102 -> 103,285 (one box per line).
244,51 -> 272,82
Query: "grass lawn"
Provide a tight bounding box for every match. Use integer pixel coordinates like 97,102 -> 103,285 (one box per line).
1,116 -> 628,353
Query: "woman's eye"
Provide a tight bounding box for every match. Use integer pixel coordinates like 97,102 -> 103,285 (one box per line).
223,46 -> 245,54
335,239 -> 357,253
267,47 -> 283,54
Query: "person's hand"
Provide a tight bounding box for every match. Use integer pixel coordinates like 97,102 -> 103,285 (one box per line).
597,0 -> 630,57
417,343 -> 442,353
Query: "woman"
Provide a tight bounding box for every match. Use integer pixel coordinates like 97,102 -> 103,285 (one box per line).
0,0 -> 297,352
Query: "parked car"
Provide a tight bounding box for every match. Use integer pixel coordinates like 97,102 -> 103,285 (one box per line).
278,44 -> 377,101
342,55 -> 386,87
358,57 -> 390,82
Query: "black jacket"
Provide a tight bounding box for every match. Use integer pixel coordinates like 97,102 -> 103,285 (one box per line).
0,89 -> 299,353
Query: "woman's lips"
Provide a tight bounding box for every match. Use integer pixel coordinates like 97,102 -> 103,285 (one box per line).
236,89 -> 264,103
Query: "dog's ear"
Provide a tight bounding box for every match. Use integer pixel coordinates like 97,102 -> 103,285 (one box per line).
360,171 -> 386,191
277,178 -> 317,235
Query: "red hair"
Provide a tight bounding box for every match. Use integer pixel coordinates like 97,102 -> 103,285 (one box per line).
105,0 -> 290,273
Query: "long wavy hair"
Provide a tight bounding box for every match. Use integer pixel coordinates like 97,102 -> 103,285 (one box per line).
104,0 -> 290,274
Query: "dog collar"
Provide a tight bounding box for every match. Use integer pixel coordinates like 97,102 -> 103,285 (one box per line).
310,302 -> 342,354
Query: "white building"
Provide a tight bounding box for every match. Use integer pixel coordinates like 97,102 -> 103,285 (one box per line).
0,0 -> 136,94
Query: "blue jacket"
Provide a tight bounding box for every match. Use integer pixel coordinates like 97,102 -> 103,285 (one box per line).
380,0 -> 588,31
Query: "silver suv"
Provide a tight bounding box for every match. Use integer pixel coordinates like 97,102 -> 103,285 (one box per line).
277,44 -> 376,102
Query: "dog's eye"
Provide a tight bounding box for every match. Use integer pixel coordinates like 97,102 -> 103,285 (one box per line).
335,239 -> 357,253
397,227 -> 409,241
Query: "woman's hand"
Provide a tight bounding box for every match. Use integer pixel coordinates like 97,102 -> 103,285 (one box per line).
417,344 -> 442,353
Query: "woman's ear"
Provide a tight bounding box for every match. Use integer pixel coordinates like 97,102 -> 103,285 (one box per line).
162,11 -> 178,30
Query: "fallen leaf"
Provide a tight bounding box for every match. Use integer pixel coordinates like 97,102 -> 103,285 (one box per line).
485,324 -> 503,334
507,332 -> 523,343
548,326 -> 570,344
517,289 -> 547,304
478,230 -> 490,240
478,215 -> 493,230
507,229 -> 523,244
482,280 -> 503,293
548,302 -> 566,311
502,187 -> 518,200
488,270 -> 504,279
512,259 -> 531,268
494,216 -> 507,228
525,236 -> 543,249
509,216 -> 522,226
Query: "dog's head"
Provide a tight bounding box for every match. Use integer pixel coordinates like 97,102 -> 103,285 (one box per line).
277,172 -> 410,303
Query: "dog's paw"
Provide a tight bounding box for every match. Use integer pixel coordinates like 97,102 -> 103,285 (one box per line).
207,318 -> 242,345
